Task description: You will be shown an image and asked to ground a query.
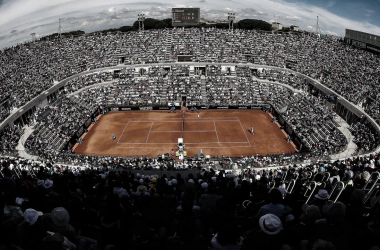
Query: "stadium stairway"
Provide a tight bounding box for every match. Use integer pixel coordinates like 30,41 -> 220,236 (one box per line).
16,125 -> 39,161
230,68 -> 237,77
161,79 -> 168,102
201,76 -> 208,104
165,32 -> 172,62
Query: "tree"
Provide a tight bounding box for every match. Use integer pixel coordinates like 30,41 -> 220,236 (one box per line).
236,19 -> 272,31
119,26 -> 136,32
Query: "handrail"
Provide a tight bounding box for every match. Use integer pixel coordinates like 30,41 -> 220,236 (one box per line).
362,172 -> 380,204
304,181 -> 317,204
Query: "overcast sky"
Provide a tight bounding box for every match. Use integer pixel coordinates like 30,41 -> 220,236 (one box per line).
0,0 -> 379,49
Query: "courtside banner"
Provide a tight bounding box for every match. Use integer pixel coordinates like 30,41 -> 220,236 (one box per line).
139,107 -> 153,111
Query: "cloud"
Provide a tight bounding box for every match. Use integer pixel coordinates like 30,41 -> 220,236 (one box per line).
324,30 -> 339,36
365,9 -> 374,18
274,15 -> 302,22
0,0 -> 380,48
326,1 -> 336,8
98,6 -> 132,20
240,8 -> 267,16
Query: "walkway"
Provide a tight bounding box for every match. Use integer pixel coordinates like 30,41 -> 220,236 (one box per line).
329,116 -> 357,160
15,124 -> 39,160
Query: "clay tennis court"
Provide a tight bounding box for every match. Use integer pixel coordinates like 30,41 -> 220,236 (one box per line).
74,110 -> 295,158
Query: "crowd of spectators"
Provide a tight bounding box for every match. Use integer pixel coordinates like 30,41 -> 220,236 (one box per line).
0,28 -> 379,129
1,154 -> 380,250
0,28 -> 379,172
0,34 -> 119,118
16,70 -> 346,160
2,24 -> 380,250
24,91 -> 95,154
206,77 -> 259,106
0,125 -> 22,156
278,92 -> 347,154
350,121 -> 379,154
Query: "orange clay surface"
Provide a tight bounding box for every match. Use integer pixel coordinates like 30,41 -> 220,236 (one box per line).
74,110 -> 295,157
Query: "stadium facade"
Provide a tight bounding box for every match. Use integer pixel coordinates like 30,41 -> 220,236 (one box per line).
345,29 -> 380,53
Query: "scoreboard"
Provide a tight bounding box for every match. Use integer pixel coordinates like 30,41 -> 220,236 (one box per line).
172,8 -> 200,26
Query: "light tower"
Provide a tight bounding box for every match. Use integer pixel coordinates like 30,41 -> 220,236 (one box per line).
58,18 -> 64,38
138,14 -> 145,32
314,16 -> 321,35
30,33 -> 36,42
228,13 -> 235,31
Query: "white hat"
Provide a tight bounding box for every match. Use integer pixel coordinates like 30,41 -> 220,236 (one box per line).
44,179 -> 53,189
201,182 -> 208,189
24,208 -> 43,225
259,214 -> 282,235
315,189 -> 329,200
51,207 -> 70,227
171,179 -> 177,185
285,214 -> 295,222
16,197 -> 25,205
211,177 -> 217,182
188,179 -> 194,184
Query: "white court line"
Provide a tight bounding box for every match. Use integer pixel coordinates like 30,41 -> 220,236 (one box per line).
115,145 -> 250,149
129,121 -> 182,123
145,122 -> 154,143
187,118 -> 238,120
214,121 -> 220,143
186,142 -> 249,144
131,117 -> 182,120
185,120 -> 238,123
117,142 -> 181,144
190,117 -> 239,119
116,119 -> 130,144
238,118 -> 252,147
116,141 -> 250,144
151,130 -> 217,132
151,131 -> 182,132
128,120 -> 238,123
116,147 -> 175,149
130,118 -> 182,120
186,146 -> 251,149
130,117 -> 239,120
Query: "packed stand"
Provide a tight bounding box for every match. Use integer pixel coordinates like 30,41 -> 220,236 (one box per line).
1,155 -> 380,250
350,121 -> 379,154
275,91 -> 347,154
24,91 -> 95,155
0,125 -> 23,156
